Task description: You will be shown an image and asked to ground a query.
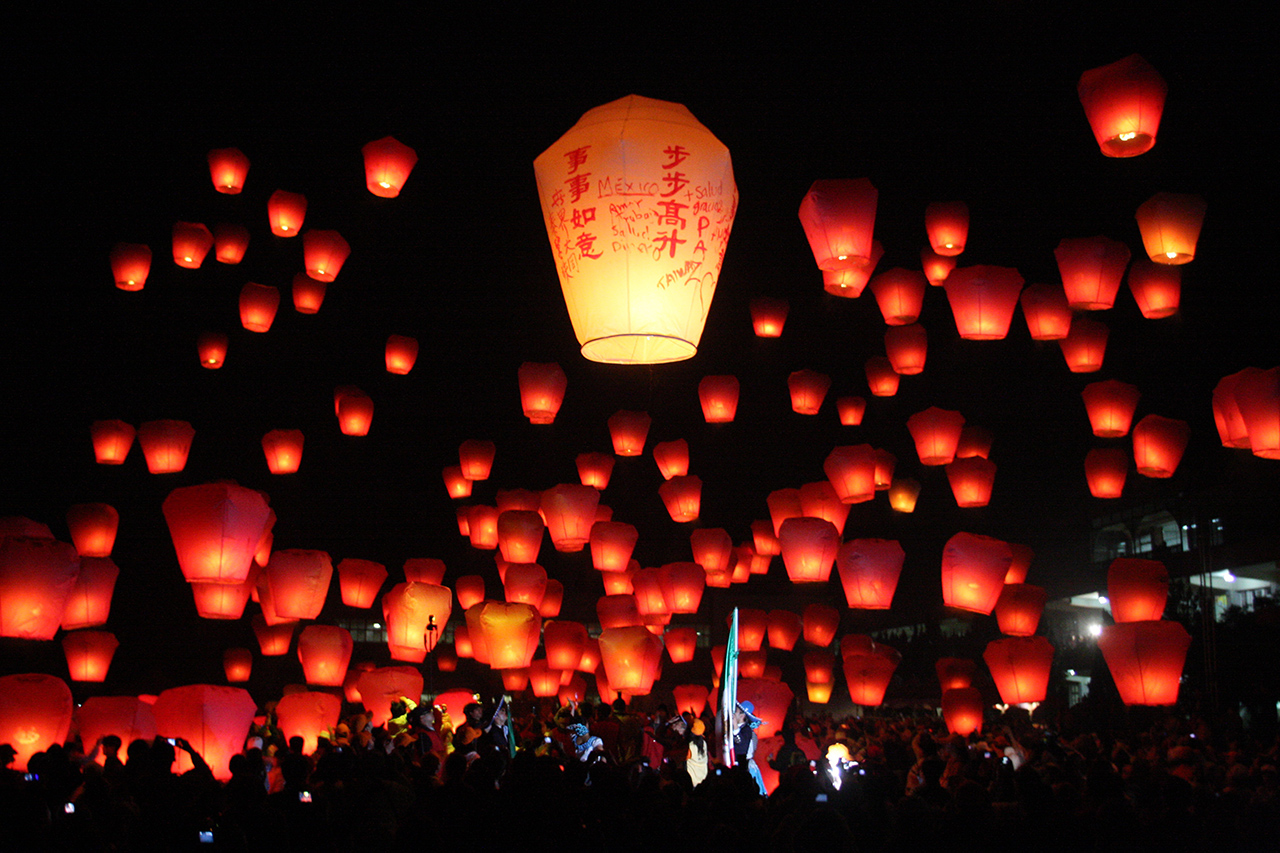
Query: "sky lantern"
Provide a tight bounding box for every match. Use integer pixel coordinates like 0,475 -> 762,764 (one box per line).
766,487 -> 802,536
945,457 -> 996,507
239,282 -> 280,333
471,601 -> 542,669
362,136 -> 418,197
404,558 -> 446,585
942,687 -> 984,736
836,396 -> 866,426
731,608 -> 768,651
455,575 -> 485,611
590,520 -> 638,572
1085,448 -> 1129,498
61,556 -> 118,630
865,356 -> 900,396
518,362 -> 568,424
1077,54 -> 1167,157
383,582 -> 452,653
109,242 -> 151,291
698,374 -> 740,423
873,449 -> 896,491
885,323 -> 927,375
1136,192 -> 1207,264
384,335 -> 418,374
1006,543 -> 1034,584
869,268 -> 927,325
837,538 -> 905,609
1055,236 -> 1131,310
252,615 -> 295,656
575,452 -> 615,489
337,558 -> 387,608
779,517 -> 839,583
267,189 -> 306,236
956,425 -> 993,459
338,391 -> 374,436
1212,367 -> 1258,448
154,684 -> 256,781
788,369 -> 831,415
803,603 -> 840,647
75,697 -> 158,761
908,407 -> 965,466
995,583 -> 1047,636
767,610 -> 802,651
936,657 -> 977,691
212,222 -> 250,264
357,667 -> 425,728
691,527 -> 732,575
541,484 -> 600,551
824,445 -> 877,508
0,537 -> 78,640
435,645 -> 458,672
821,239 -> 884,297
1108,558 -> 1169,622
1127,258 -> 1181,318
921,248 -> 956,287
503,562 -> 548,609
261,428 -> 304,475
799,481 -> 850,535
653,439 -> 690,480
1059,316 -> 1109,373
172,221 -> 213,268
90,420 -> 135,465
138,419 -> 195,474
207,147 -> 249,193
544,620 -> 588,670
0,673 -> 73,771
1019,283 -> 1072,340
598,626 -> 664,694
197,331 -> 228,369
190,579 -> 253,620
527,659 -> 562,697
442,466 -> 472,498
265,550 -> 333,621
498,510 -> 545,564
750,296 -> 788,337
630,568 -> 669,619
944,265 -> 1024,339
1234,367 -> 1280,458
798,178 -> 878,270
658,475 -> 702,522
292,273 -> 326,313
1098,620 -> 1192,706
608,410 -> 651,456
737,678 -> 792,737
297,625 -> 354,687
1082,379 -> 1141,438
302,229 -> 350,281
942,532 -> 1013,614
458,439 -> 496,481
984,636 -> 1054,705
558,675 -> 587,705
664,625 -> 698,663
276,691 -> 341,755
884,477 -> 919,513
672,684 -> 708,717
659,562 -> 705,613
62,630 -> 118,682
925,201 -> 969,255
534,95 -> 737,363
749,519 -> 780,557
1133,414 -> 1190,477
842,638 -> 901,706
66,502 -> 118,558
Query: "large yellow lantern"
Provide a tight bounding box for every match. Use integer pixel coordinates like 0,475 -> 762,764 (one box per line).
534,95 -> 737,364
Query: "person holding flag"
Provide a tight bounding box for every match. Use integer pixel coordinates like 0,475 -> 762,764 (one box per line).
719,608 -> 767,796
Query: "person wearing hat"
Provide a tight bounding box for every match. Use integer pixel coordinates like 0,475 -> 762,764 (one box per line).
732,701 -> 767,796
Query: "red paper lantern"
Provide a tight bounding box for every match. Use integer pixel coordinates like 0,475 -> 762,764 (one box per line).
541,484 -> 600,551
888,478 -> 920,512
608,410 -> 651,456
984,636 -> 1054,705
362,136 -> 418,197
663,626 -> 698,663
544,620 -> 588,670
842,638 -> 901,706
297,625 -> 354,686
337,558 -> 387,608
435,645 -> 458,672
821,240 -> 883,296
941,532 -> 1012,614
658,475 -> 702,523
265,550 -> 333,621
885,323 -> 927,374
956,426 -> 993,460
109,242 -> 151,291
1098,620 -> 1191,706
798,179 -> 878,270
276,691 -> 342,755
257,428 -> 303,474
908,407 -> 965,466
659,562 -> 705,614
599,626 -> 664,694
921,248 -> 956,287
251,615 -> 295,656
944,265 -> 1024,339
691,527 -> 732,575
518,362 -> 568,424
267,190 -> 307,236
630,568 -> 669,619
804,652 -> 835,684
496,511 -> 544,564
196,331 -> 228,369
469,601 -> 542,670
1059,316 -> 1109,373
223,648 -> 252,682
172,221 -> 213,268
803,603 -> 840,647
1233,367 -> 1280,458
672,684 -> 709,717
699,375 -> 739,423
457,439 -> 495,481
873,449 -> 896,491
1077,54 -> 1167,158
589,521 -> 638,572
1127,258 -> 1181,318
1082,380 -> 1141,438
382,582 -> 452,653
207,147 -> 249,193
337,392 -> 374,436
190,579 -> 252,620
455,575 -> 485,611
766,609 -> 802,651
942,687 -> 984,736
62,630 -> 118,682
292,273 -> 326,313
1108,558 -> 1169,623
750,296 -> 789,337
302,229 -> 350,282
945,457 -> 996,507
779,517 -> 838,583
1006,544 -> 1034,585
1055,236 -> 1131,310
162,483 -> 270,585
995,584 -> 1047,636
403,558 -> 446,585
357,667 -> 424,726
1132,414 -> 1190,478
0,673 -> 74,771
66,502 -> 118,558
936,658 -> 977,691
239,282 -> 280,333
729,608 -> 768,651
865,356 -> 900,396
837,538 -> 904,609
925,201 -> 969,255
385,335 -> 418,374
653,439 -> 690,480
1019,283 -> 1072,340
1212,368 -> 1258,448
137,419 -> 194,474
153,684 -> 257,780
799,480 -> 850,535
441,466 -> 472,499
766,488 -> 802,537
1085,448 -> 1129,498
503,563 -> 548,609
869,268 -> 927,325
61,556 -> 118,630
836,396 -> 866,426
573,451 -> 613,489
1136,193 -> 1207,264
213,223 -> 249,264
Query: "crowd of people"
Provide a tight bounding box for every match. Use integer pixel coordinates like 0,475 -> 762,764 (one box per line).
3,696 -> 1279,851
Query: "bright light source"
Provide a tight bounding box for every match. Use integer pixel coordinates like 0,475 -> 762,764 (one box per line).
1087,622 -> 1103,638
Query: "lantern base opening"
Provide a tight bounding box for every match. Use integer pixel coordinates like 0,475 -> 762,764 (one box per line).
581,334 -> 696,365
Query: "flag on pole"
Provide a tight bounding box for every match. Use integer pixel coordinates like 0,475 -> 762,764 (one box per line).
721,607 -> 740,767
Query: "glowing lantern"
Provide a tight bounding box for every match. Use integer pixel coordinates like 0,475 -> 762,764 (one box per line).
885,324 -> 927,375
995,584 -> 1047,637
653,439 -> 690,480
590,520 -> 638,572
404,558 -> 446,585
196,331 -> 228,369
383,582 -> 452,653
213,223 -> 249,264
1019,283 -> 1072,340
541,484 -> 600,551
865,356 -> 900,396
137,419 -> 194,473
154,684 -> 256,781
630,568 -> 668,619
658,475 -> 702,522
518,362 -> 567,424
470,601 -> 541,669
522,659 -> 558,697
356,667 -> 424,727
172,221 -> 213,268
664,626 -> 698,663
837,538 -> 904,610
672,684 -> 709,717
266,190 -> 306,236
1213,368 -> 1257,448
253,429 -> 303,476
275,692 -> 341,756
110,242 -> 151,291
925,201 -> 969,255
942,687 -> 984,736
944,265 -> 1024,339
984,637 -> 1054,705
835,396 -> 866,427
207,147 -> 249,193
690,527 -> 732,575
599,626 -> 664,693
455,439 -> 494,481
503,563 -> 548,608
870,268 -> 927,325
544,620 -> 588,671
1006,543 -> 1033,585
239,282 -> 280,333
737,678 -> 792,737
1127,258 -> 1181,318
302,229 -> 350,282
0,537 -> 78,640
252,615 -> 295,656
936,658 -> 977,691
842,638 -> 901,706
799,481 -> 850,535
1082,380 -> 1141,438
945,457 -> 996,507
190,579 -> 252,620
61,556 -> 118,630
766,488 -> 803,536
65,502 -> 117,558
1098,620 -> 1192,706
362,136 -> 418,197
385,335 -> 418,374
441,466 -> 472,499
535,95 -> 736,363
798,179 -> 878,270
697,375 -> 740,423
292,273 -> 326,313
888,478 -> 921,512
1133,414 -> 1190,478
750,297 -> 788,337
1059,316 -> 1109,373
921,248 -> 957,286
0,673 -> 73,771
729,608 -> 768,651
787,369 -> 831,416
452,626 -> 474,659
1234,367 -> 1280,458
1136,193 -> 1206,264
778,517 -> 838,583
455,575 -> 485,611
265,550 -> 333,620
942,532 -> 1012,614
570,454 -> 612,492
90,420 -> 135,465
338,392 -> 374,436
1055,236 -> 1131,310
821,240 -> 883,296
1108,558 -> 1169,622
659,562 -> 705,614
337,558 -> 387,608
608,410 -> 651,456
956,426 -> 993,460
297,625 -> 354,686
750,519 -> 781,557
435,645 -> 458,672
76,697 -> 157,765
874,449 -> 897,490
223,648 -> 252,682
498,510 -> 545,564
1085,448 -> 1129,498
803,603 -> 840,647
908,407 -> 965,466
1077,54 -> 1167,157
62,630 -> 118,682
